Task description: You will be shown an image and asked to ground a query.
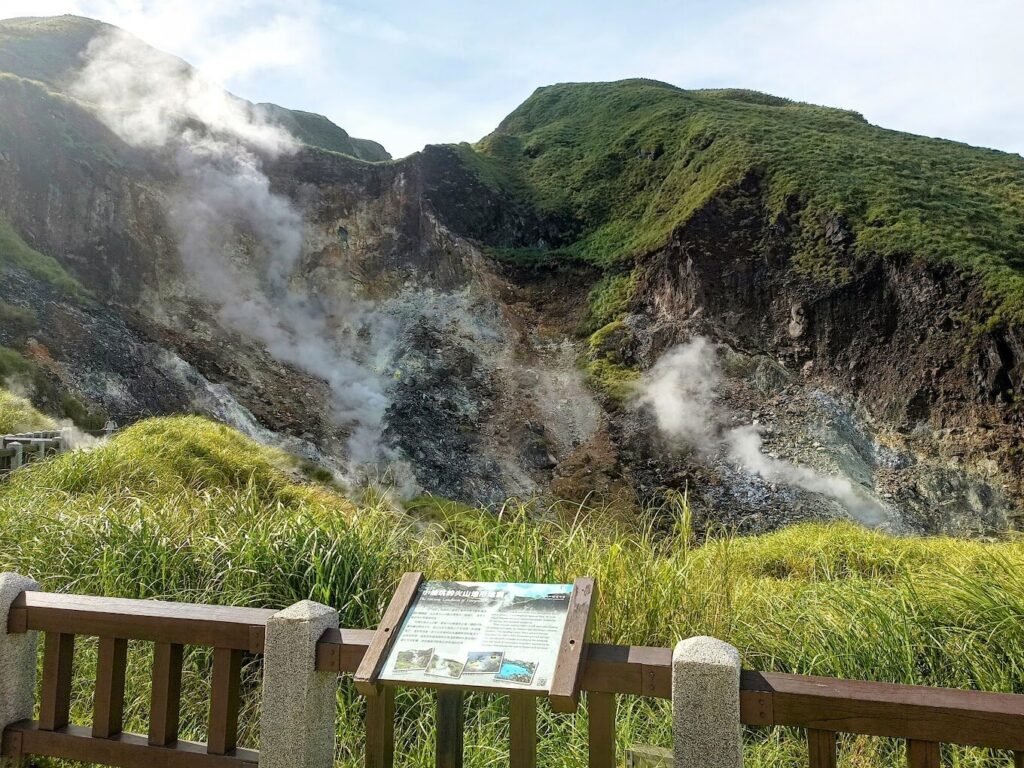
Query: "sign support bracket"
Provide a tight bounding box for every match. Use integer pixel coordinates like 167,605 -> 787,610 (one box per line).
548,577 -> 597,712
355,571 -> 424,695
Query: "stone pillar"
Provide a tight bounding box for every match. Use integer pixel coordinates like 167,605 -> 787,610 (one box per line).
259,600 -> 340,768
8,443 -> 21,471
0,573 -> 40,767
672,636 -> 742,768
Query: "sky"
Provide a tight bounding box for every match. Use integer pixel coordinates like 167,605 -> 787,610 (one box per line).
0,0 -> 1021,159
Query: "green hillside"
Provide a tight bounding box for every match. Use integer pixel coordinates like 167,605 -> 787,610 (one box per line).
465,79 -> 1024,325
0,212 -> 85,296
1,400 -> 1024,766
0,15 -> 389,161
255,104 -> 391,162
0,14 -> 105,87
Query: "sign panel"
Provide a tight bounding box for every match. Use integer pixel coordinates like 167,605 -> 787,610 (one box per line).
379,580 -> 574,692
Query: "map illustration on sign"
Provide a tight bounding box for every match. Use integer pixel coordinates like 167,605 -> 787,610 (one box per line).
379,581 -> 574,692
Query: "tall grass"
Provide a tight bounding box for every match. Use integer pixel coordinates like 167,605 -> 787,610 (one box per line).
0,388 -> 55,433
0,414 -> 1022,767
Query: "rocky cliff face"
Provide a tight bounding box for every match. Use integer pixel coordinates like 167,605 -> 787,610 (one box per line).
0,17 -> 1021,535
612,180 -> 1023,535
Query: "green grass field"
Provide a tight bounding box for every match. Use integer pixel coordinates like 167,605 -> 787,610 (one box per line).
0,393 -> 1022,766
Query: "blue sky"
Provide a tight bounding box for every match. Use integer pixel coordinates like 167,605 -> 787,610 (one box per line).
2,0 -> 1022,159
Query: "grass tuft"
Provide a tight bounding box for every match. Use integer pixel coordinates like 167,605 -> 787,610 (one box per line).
0,387 -> 53,433
0,215 -> 86,296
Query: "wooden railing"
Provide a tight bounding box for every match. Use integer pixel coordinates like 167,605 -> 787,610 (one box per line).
316,632 -> 1024,768
3,591 -> 271,767
5,591 -> 1024,767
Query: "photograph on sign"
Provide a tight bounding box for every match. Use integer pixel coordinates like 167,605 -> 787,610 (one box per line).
379,581 -> 573,692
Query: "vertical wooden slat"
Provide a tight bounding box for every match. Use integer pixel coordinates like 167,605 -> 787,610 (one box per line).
907,740 -> 940,768
587,691 -> 616,768
807,729 -> 837,768
365,686 -> 396,768
1014,751 -> 1024,768
436,690 -> 465,768
39,632 -> 75,731
207,647 -> 243,755
149,642 -> 184,746
92,636 -> 128,738
509,694 -> 537,768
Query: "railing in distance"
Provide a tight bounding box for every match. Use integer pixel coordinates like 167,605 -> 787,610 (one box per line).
0,430 -> 68,472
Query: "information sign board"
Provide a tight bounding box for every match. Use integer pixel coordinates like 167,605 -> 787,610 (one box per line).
379,581 -> 574,692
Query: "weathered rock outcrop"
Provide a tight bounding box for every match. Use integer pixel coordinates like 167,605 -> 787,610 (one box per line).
0,16 -> 1021,535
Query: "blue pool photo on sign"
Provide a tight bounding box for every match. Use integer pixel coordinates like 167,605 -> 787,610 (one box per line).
495,658 -> 539,685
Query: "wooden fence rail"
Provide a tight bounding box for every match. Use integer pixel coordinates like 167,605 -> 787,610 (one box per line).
3,590 -> 265,768
4,590 -> 1024,768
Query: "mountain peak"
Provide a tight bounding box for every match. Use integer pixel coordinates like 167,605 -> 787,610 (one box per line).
0,14 -> 389,161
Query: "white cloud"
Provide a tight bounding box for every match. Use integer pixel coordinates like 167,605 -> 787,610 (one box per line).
0,0 -> 326,84
0,0 -> 1020,157
195,13 -> 326,85
643,0 -> 1024,153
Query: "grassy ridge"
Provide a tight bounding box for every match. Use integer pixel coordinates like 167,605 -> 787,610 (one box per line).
0,214 -> 85,296
468,80 -> 1024,325
0,389 -> 53,433
0,14 -> 105,87
255,104 -> 391,162
1,411 -> 1024,766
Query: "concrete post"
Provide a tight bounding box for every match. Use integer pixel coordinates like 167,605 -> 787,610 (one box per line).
0,573 -> 40,767
8,443 -> 21,471
672,636 -> 742,768
259,600 -> 340,768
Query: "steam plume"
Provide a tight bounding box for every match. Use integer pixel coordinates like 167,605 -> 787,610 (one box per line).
71,30 -> 398,475
636,337 -> 888,525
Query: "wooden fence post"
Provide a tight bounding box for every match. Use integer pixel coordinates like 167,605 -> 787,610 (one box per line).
259,600 -> 340,768
509,695 -> 537,768
0,573 -> 41,767
436,691 -> 464,768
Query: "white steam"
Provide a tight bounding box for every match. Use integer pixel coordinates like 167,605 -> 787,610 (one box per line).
636,337 -> 888,525
57,420 -> 103,451
70,33 -> 294,154
71,31 -> 400,476
637,338 -> 722,450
